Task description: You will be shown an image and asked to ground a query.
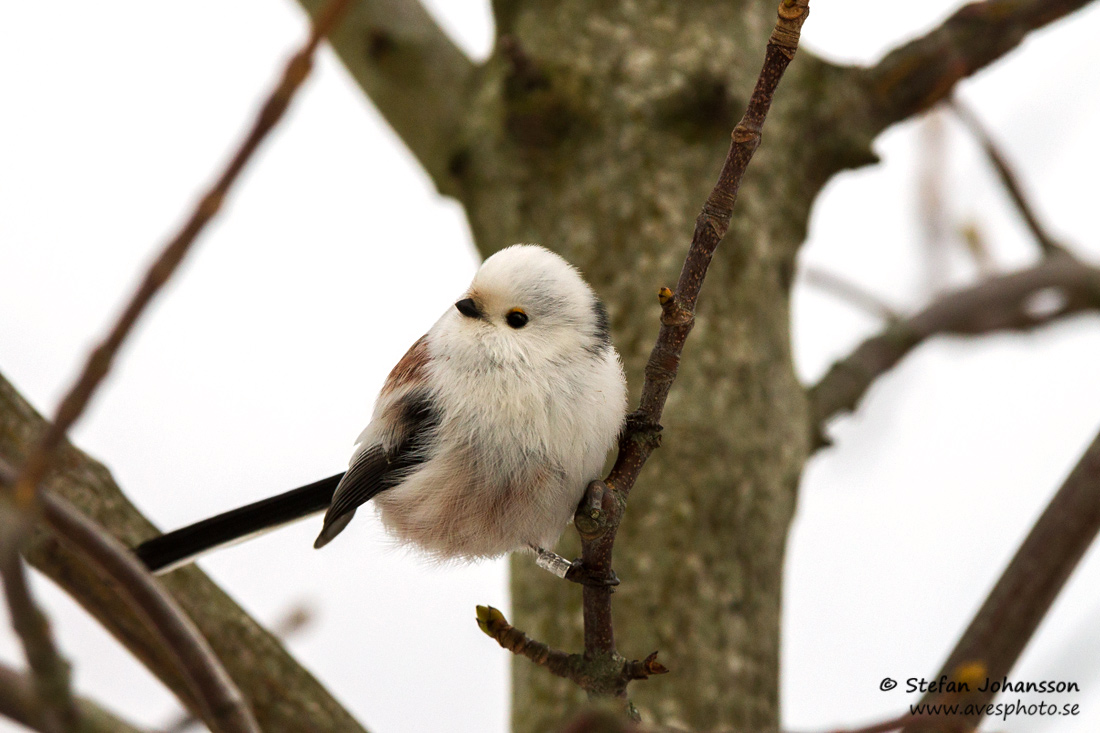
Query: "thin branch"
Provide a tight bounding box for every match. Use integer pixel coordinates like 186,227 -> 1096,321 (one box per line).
293,0 -> 477,195
0,498 -> 78,733
581,0 -> 810,679
0,660 -> 147,733
482,0 -> 812,702
950,97 -> 1068,257
809,253 -> 1100,435
10,0 -> 353,515
901,427 -> 1100,732
858,0 -> 1099,133
476,606 -> 666,700
3,455 -> 257,733
801,267 -> 900,321
38,489 -> 260,733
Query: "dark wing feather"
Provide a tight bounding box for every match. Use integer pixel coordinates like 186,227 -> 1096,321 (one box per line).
313,394 -> 437,549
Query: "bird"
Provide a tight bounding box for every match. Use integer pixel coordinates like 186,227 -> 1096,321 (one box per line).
134,244 -> 628,580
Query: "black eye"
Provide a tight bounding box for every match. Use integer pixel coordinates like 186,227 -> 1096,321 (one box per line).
455,298 -> 481,318
506,309 -> 528,329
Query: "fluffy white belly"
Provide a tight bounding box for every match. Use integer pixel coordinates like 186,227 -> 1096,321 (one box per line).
372,444 -> 583,559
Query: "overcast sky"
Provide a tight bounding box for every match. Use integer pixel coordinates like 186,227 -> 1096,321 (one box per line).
2,2 -> 1100,732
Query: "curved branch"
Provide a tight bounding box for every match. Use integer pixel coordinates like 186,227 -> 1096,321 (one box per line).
800,267 -> 900,321
809,254 -> 1100,435
857,0 -> 1099,132
0,370 -> 369,733
0,511 -> 78,733
39,492 -> 258,733
292,0 -> 477,195
902,427 -> 1100,732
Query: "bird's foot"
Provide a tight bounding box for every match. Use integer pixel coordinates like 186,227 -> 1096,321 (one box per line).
565,558 -> 620,587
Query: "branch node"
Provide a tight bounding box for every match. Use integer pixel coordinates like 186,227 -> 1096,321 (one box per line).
573,481 -> 624,540
624,412 -> 663,451
622,651 -> 670,681
658,290 -> 694,327
731,123 -> 759,144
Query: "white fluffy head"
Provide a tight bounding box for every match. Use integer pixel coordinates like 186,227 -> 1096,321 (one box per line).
433,244 -> 612,367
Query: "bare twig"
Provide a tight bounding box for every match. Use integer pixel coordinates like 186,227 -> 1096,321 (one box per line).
801,267 -> 900,321
950,98 -> 1068,257
809,253 -> 1100,436
0,468 -> 78,733
0,660 -> 147,733
38,489 -> 260,733
899,428 -> 1100,731
583,0 -> 809,682
858,0 -> 1099,132
476,606 -> 666,701
9,0 -> 354,512
481,0 -> 812,702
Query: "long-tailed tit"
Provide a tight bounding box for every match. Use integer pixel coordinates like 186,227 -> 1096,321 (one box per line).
135,245 -> 627,580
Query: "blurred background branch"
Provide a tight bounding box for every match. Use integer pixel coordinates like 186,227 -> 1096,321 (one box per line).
800,267 -> 899,322
951,97 -> 1070,257
810,252 -> 1100,437
857,0 -> 1098,131
902,427 -> 1100,732
0,660 -> 145,733
0,458 -> 78,733
40,490 -> 258,733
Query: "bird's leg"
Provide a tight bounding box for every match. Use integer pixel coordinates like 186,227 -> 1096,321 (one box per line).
532,545 -> 572,578
530,545 -> 619,587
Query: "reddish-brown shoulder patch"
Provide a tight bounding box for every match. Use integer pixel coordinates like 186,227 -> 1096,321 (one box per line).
380,335 -> 430,395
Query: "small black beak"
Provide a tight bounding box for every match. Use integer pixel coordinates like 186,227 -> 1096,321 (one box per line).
455,298 -> 482,319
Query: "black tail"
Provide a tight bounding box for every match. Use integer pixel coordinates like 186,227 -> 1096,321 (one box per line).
134,473 -> 344,573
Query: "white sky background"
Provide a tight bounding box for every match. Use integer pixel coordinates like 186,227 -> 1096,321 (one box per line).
1,1 -> 1099,732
